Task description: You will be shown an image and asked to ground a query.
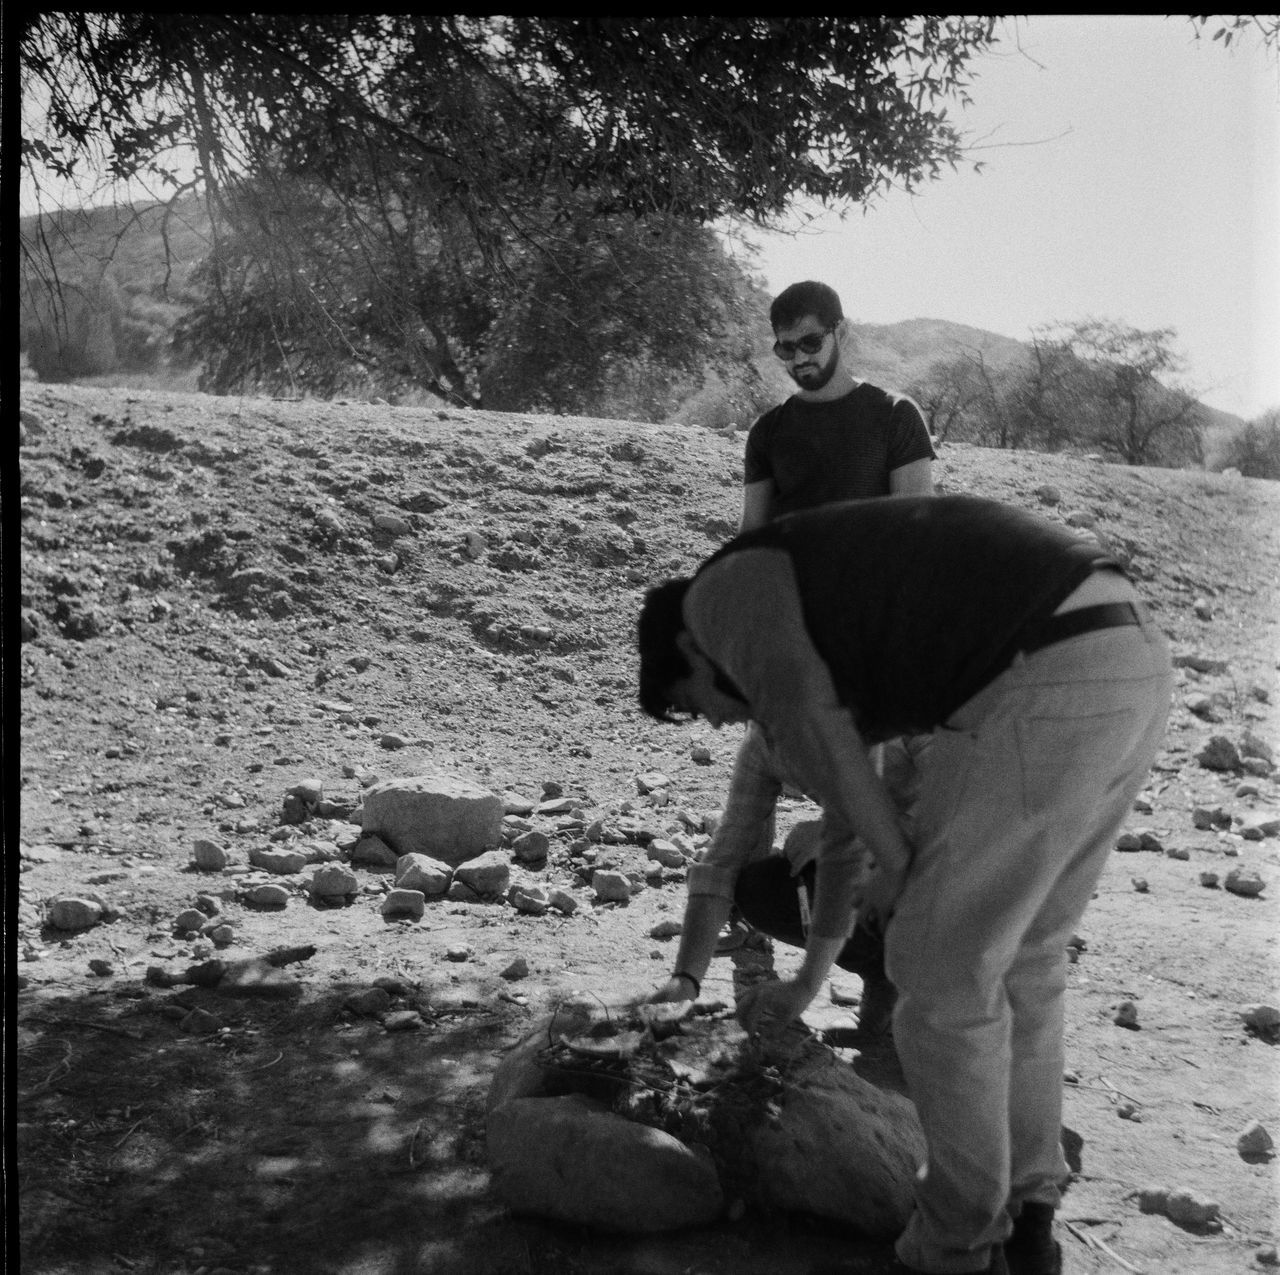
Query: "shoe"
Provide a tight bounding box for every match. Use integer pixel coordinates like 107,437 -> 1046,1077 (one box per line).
1004,1202 -> 1062,1275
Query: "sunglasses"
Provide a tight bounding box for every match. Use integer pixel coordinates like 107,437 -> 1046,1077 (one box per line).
773,324 -> 836,360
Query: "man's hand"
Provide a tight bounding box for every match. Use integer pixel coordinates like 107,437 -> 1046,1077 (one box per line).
856,860 -> 908,931
735,977 -> 816,1037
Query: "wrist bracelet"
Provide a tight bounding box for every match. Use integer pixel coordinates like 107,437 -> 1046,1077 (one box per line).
672,971 -> 700,999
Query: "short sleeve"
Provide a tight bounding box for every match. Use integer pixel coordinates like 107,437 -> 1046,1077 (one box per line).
742,407 -> 780,485
888,395 -> 937,469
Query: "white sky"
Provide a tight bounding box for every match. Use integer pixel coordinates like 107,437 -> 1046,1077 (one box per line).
745,15 -> 1280,420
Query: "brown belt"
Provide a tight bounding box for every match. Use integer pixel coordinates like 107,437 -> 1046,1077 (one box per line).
1017,602 -> 1142,656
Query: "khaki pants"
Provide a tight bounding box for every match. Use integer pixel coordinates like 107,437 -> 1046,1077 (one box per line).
888,615 -> 1172,1274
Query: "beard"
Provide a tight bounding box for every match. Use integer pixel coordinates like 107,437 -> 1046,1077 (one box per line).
788,344 -> 840,391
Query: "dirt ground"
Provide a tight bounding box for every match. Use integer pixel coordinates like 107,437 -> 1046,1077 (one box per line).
14,381 -> 1280,1274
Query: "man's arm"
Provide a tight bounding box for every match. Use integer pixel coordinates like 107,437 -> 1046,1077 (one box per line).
889,457 -> 934,496
652,726 -> 781,1001
739,478 -> 776,533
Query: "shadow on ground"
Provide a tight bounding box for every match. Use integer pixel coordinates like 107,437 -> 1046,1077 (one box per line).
17,973 -> 916,1275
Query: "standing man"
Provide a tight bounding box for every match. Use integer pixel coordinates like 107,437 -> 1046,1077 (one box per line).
636,495 -> 1172,1275
740,280 -> 935,533
729,280 -> 937,1008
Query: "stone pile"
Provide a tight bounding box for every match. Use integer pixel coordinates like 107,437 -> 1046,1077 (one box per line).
485,998 -> 924,1236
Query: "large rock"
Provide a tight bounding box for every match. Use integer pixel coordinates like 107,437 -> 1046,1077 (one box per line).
748,1063 -> 923,1237
486,1009 -> 923,1238
488,1093 -> 723,1232
360,774 -> 503,866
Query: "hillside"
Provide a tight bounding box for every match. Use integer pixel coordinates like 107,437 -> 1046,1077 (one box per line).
20,195 -> 1245,461
843,316 -> 1031,390
16,381 -> 1280,1275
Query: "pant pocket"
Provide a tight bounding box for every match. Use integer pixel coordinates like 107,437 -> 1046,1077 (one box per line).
1015,707 -> 1136,819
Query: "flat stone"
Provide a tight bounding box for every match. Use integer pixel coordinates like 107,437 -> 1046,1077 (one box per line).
360,773 -> 503,867
380,889 -> 426,920
244,883 -> 290,910
248,846 -> 309,875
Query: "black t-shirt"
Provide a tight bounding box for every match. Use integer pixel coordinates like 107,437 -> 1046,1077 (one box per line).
744,383 -> 936,514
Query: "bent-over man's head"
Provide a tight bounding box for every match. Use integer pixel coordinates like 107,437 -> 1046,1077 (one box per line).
637,579 -> 750,727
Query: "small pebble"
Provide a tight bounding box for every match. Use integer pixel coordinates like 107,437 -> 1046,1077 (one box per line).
1114,1000 -> 1140,1028
1225,868 -> 1266,898
1132,877 -> 1149,893
1237,1120 -> 1274,1159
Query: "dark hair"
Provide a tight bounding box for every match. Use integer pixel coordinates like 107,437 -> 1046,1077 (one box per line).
637,577 -> 693,722
770,281 -> 843,332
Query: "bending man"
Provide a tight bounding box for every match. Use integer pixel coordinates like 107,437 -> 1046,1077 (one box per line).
636,494 -> 1172,1275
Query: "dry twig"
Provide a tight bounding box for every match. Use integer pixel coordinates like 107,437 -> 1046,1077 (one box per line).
1063,1219 -> 1145,1274
22,1039 -> 74,1095
1098,1075 -> 1143,1107
112,1117 -> 148,1149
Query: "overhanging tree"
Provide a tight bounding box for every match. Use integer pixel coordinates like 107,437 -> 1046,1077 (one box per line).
20,15 -> 999,406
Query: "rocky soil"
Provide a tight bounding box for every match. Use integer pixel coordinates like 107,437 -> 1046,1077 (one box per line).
15,381 -> 1280,1275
